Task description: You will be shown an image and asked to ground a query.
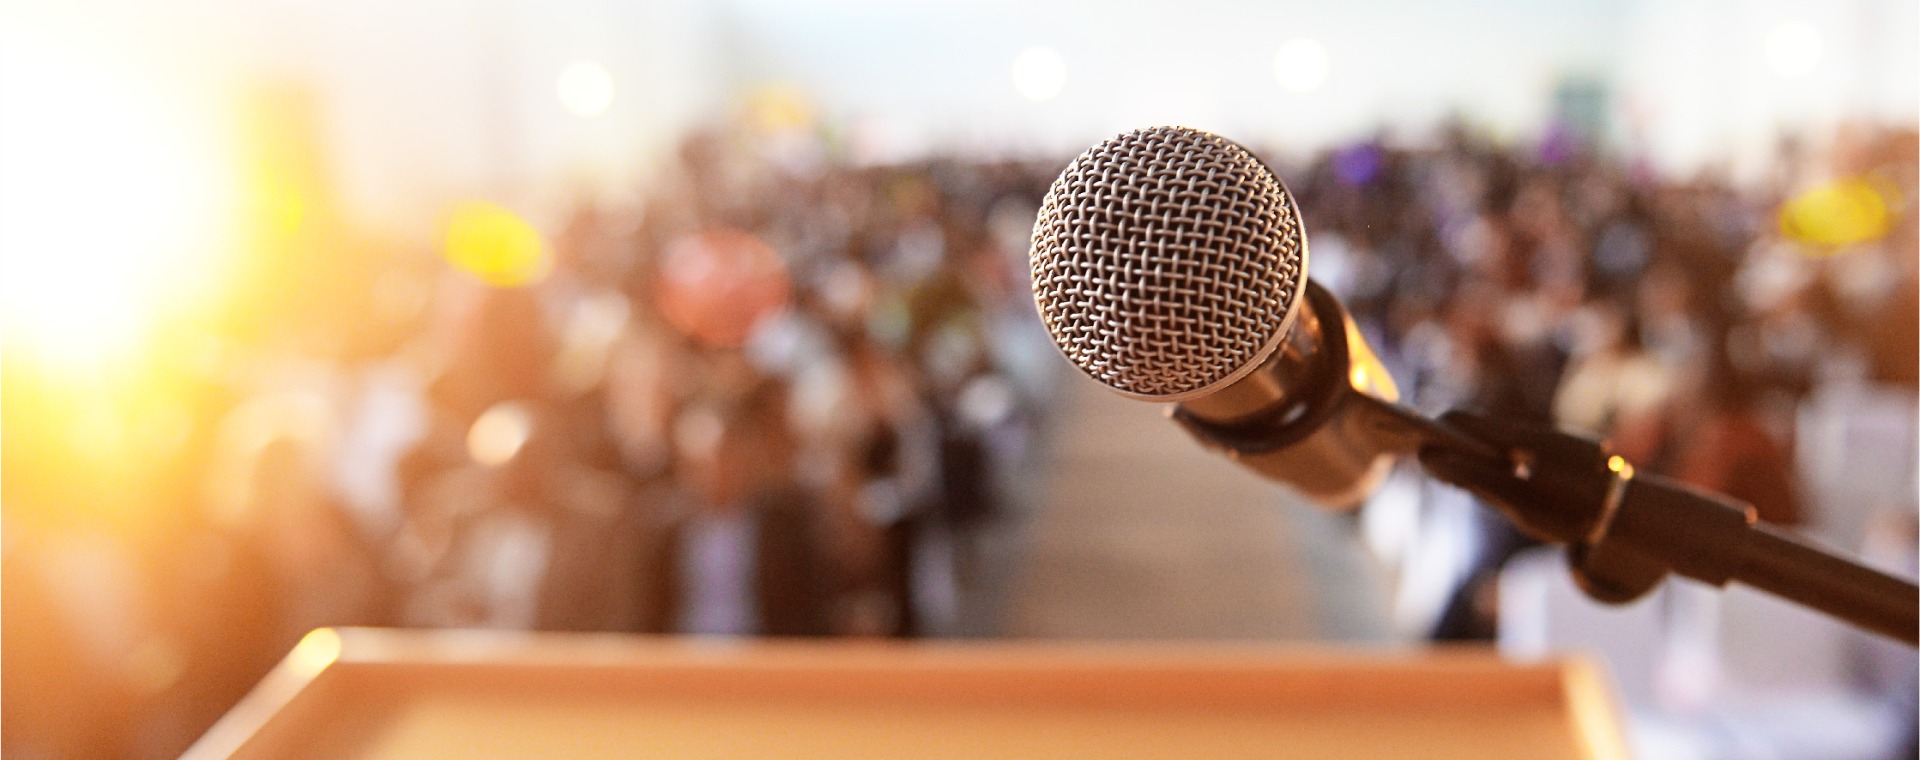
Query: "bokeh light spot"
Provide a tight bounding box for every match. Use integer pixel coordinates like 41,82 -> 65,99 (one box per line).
443,201 -> 551,287
1764,19 -> 1823,78
468,401 -> 533,466
1779,176 -> 1896,248
557,60 -> 615,117
747,84 -> 816,133
1273,38 -> 1330,94
1011,46 -> 1067,103
287,628 -> 343,679
259,178 -> 307,238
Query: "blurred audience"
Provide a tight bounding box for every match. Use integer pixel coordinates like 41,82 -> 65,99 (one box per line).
1297,123 -> 1917,640
4,111 -> 1915,760
2,113 -> 1060,759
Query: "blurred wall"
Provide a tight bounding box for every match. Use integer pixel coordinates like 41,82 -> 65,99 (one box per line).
3,0 -> 1915,236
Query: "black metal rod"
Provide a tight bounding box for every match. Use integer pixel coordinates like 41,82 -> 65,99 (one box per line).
1735,524 -> 1919,646
1415,412 -> 1920,648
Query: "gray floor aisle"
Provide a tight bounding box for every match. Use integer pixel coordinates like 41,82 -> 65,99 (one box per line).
1001,381 -> 1370,641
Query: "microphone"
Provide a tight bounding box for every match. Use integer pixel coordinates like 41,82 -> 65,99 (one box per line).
1028,126 -> 1480,508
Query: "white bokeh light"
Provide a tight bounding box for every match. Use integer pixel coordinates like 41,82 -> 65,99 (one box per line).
556,60 -> 615,117
1273,38 -> 1330,94
1011,46 -> 1067,102
1764,19 -> 1823,78
468,401 -> 533,466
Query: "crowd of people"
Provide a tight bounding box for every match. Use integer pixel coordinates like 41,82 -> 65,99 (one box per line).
375,133 -> 1064,639
3,124 -> 1067,759
5,116 -> 1916,759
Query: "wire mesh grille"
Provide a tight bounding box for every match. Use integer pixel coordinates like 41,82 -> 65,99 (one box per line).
1029,126 -> 1306,399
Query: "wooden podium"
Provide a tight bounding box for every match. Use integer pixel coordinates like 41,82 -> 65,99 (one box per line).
183,628 -> 1631,760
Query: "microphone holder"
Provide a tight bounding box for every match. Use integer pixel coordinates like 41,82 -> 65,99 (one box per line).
1172,386 -> 1918,645
1413,409 -> 1919,647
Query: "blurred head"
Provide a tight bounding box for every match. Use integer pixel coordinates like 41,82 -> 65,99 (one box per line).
430,284 -> 557,420
655,229 -> 791,349
673,381 -> 795,510
1574,300 -> 1645,356
1696,353 -> 1759,415
246,436 -> 352,578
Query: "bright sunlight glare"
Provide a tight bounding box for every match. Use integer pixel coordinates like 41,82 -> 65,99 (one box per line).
0,36 -> 237,370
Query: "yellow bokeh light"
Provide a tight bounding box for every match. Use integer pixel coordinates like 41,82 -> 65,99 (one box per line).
747,85 -> 815,133
1779,176 -> 1897,249
0,37 -> 238,371
443,201 -> 551,287
286,628 -> 344,679
257,175 -> 308,239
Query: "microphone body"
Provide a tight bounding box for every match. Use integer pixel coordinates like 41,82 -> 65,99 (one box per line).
1168,280 -> 1402,508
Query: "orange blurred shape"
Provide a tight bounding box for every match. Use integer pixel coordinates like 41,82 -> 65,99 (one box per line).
1779,176 -> 1899,249
746,84 -> 814,134
444,201 -> 551,287
239,83 -> 326,242
257,177 -> 307,238
655,229 -> 790,348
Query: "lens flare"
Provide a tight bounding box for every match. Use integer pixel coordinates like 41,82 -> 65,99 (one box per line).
0,37 -> 237,370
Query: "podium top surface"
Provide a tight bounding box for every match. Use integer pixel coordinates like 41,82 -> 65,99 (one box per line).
186,628 -> 1630,760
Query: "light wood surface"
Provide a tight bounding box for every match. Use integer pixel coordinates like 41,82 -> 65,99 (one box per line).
184,628 -> 1631,760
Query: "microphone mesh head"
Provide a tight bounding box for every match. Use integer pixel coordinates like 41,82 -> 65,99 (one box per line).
1029,126 -> 1307,400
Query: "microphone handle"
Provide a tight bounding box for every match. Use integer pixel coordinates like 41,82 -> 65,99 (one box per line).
1738,522 -> 1919,645
1420,414 -> 1920,647
1575,469 -> 1918,645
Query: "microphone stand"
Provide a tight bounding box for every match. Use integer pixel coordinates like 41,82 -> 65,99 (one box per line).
1404,405 -> 1920,647
1159,281 -> 1915,645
